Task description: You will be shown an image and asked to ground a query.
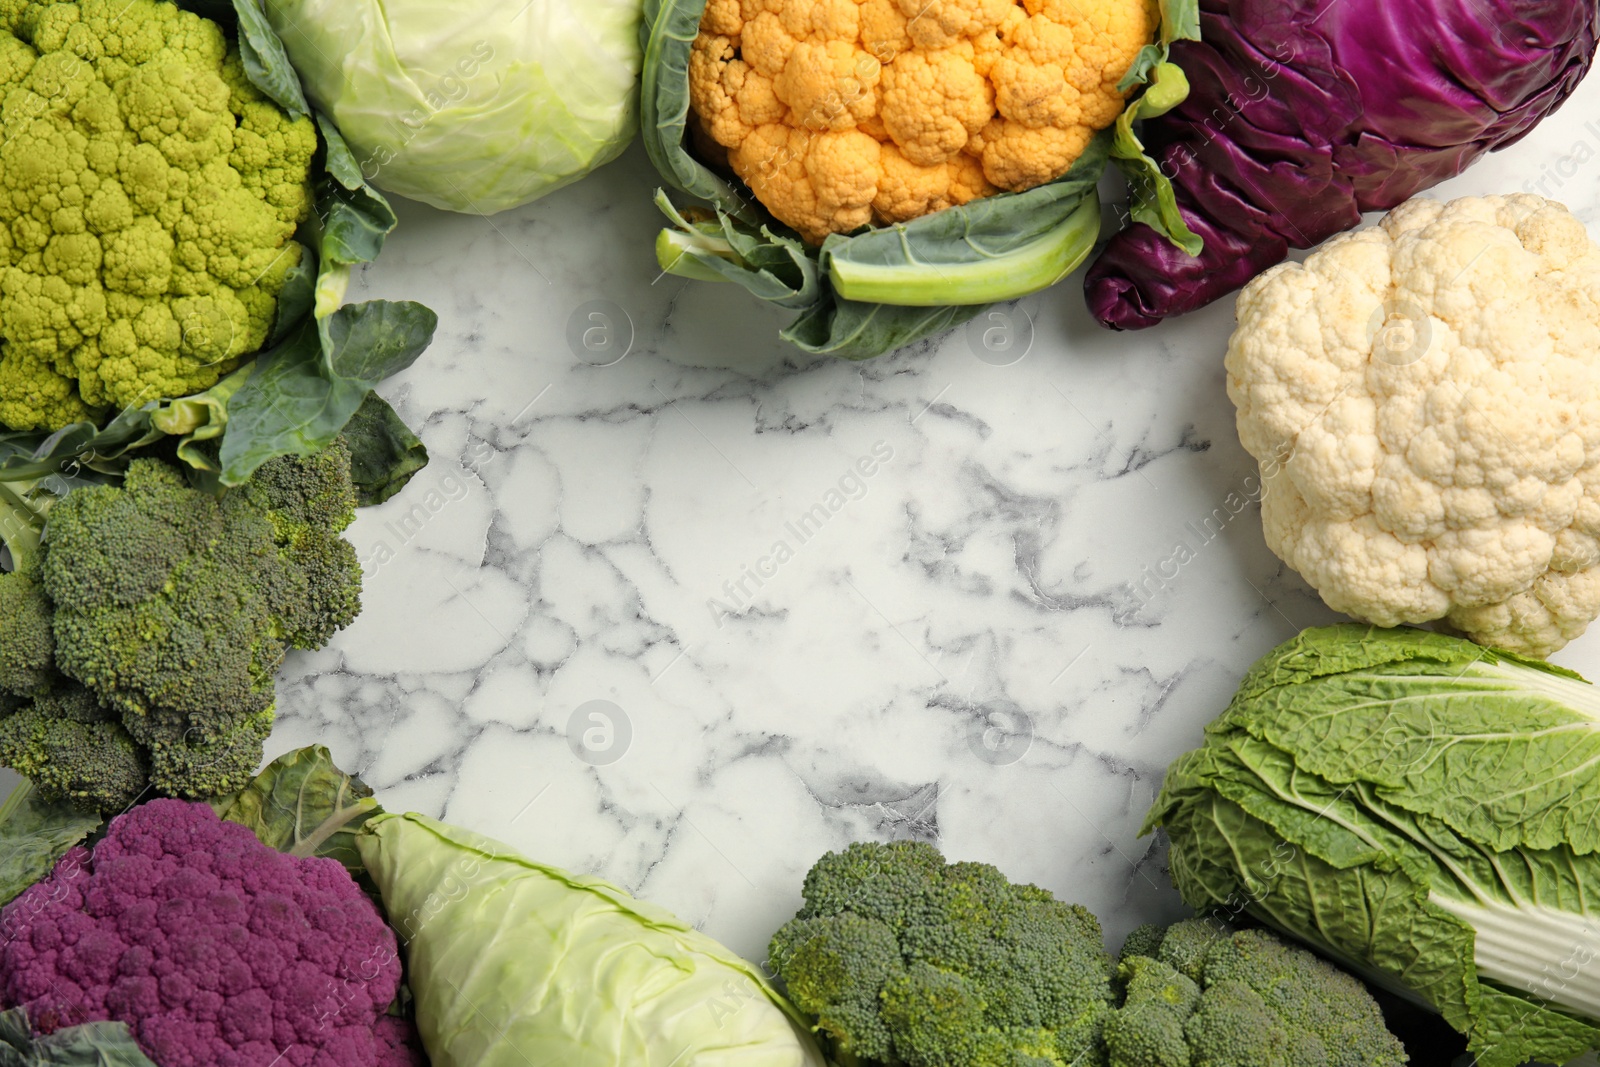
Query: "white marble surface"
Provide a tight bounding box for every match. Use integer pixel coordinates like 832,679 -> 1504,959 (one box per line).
268,74 -> 1600,966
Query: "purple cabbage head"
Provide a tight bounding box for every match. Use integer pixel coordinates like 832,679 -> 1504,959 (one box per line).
1085,0 -> 1598,329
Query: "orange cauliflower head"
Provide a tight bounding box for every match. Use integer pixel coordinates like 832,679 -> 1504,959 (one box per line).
688,0 -> 1154,243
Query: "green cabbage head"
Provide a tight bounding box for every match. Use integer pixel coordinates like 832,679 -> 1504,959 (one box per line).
357,812 -> 828,1067
261,0 -> 641,214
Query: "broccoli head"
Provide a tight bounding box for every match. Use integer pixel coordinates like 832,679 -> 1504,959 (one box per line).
0,443 -> 360,810
768,840 -> 1115,1067
41,444 -> 361,725
41,457 -> 282,724
1102,920 -> 1408,1067
0,0 -> 318,432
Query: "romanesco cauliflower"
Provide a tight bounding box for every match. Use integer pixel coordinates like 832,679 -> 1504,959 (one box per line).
0,0 -> 317,431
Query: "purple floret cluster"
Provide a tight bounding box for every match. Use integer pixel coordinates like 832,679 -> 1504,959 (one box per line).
0,799 -> 403,1067
374,1015 -> 430,1067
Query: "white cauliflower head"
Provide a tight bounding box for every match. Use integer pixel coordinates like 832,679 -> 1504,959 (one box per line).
1226,194 -> 1600,658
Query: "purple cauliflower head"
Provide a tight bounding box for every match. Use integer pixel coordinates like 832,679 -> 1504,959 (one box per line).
1085,0 -> 1598,329
0,799 -> 402,1067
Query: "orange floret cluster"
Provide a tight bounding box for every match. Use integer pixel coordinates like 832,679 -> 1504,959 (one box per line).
688,0 -> 1154,243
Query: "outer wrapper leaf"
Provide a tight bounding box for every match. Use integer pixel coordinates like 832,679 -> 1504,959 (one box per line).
213,744 -> 382,878
821,146 -> 1107,305
654,193 -> 820,308
1107,0 -> 1203,256
228,0 -> 312,118
780,299 -> 982,360
1156,0 -> 1199,49
340,393 -> 431,507
0,1007 -> 156,1067
639,0 -> 759,222
0,782 -> 100,908
1110,61 -> 1202,256
219,302 -> 437,484
640,0 -> 1190,357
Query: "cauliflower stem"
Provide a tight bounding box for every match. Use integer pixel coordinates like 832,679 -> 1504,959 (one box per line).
826,184 -> 1101,305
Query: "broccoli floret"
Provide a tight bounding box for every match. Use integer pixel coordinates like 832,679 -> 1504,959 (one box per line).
0,569 -> 55,699
0,445 -> 361,808
1102,920 -> 1408,1067
769,841 -> 1115,1067
1146,919 -> 1226,984
242,438 -> 361,648
132,703 -> 276,798
1102,957 -> 1198,1067
0,686 -> 147,811
0,562 -> 148,812
42,458 -> 284,724
1116,925 -> 1171,973
775,912 -> 902,1060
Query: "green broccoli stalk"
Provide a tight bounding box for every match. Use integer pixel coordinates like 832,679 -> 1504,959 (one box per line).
768,841 -> 1115,1067
1103,920 -> 1409,1067
0,441 -> 361,811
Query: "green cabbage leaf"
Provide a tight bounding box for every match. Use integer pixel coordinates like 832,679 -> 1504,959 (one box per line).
1146,624 -> 1600,1067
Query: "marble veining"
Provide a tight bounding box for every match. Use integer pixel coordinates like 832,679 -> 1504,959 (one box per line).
270,74 -> 1600,966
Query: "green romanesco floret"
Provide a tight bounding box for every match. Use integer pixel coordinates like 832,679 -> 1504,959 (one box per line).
0,442 -> 360,810
1102,920 -> 1408,1067
769,840 -> 1115,1067
0,0 -> 317,432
